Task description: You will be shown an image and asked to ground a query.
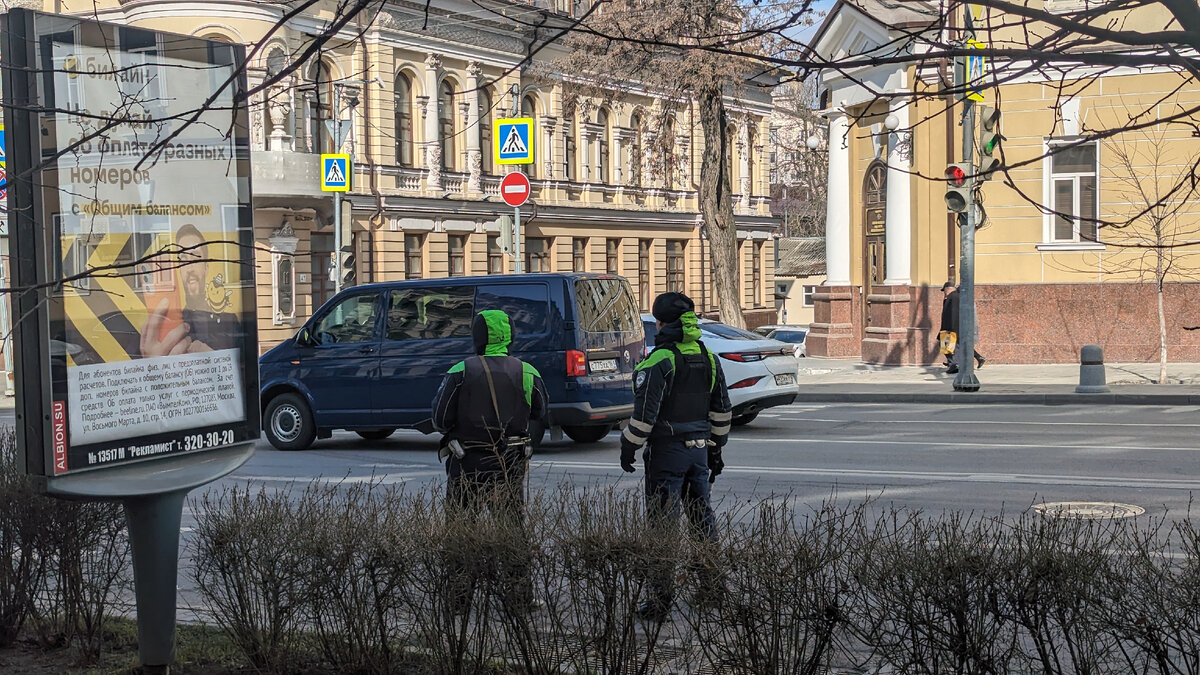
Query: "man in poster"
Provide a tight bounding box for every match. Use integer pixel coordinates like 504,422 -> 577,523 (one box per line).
140,224 -> 241,357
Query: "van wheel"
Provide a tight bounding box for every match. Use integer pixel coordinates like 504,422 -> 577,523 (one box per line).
731,412 -> 759,427
356,429 -> 396,441
563,424 -> 613,444
265,393 -> 316,451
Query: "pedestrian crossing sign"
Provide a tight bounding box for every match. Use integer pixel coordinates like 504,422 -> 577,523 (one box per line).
493,117 -> 534,165
321,153 -> 351,191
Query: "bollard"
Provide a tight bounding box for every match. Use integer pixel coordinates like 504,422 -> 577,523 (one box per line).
1075,344 -> 1110,393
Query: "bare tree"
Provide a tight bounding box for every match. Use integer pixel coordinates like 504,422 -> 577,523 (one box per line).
552,0 -> 805,327
771,77 -> 827,238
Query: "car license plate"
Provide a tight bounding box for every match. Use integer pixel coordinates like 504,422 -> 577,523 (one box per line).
590,358 -> 618,373
775,373 -> 796,386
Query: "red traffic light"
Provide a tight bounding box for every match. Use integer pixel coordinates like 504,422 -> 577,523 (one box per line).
946,164 -> 968,187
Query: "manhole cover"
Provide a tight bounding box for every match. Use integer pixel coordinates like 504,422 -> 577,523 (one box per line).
1033,501 -> 1145,519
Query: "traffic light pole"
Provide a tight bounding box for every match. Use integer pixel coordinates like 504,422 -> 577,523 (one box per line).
954,9 -> 981,392
333,85 -> 344,295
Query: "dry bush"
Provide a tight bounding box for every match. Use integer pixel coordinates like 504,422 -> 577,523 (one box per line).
552,486 -> 683,674
998,512 -> 1127,674
189,483 -> 312,671
681,497 -> 863,674
0,427 -> 50,647
851,510 -> 1018,674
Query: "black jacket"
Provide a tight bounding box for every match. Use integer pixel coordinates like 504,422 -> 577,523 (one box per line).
431,310 -> 548,449
621,312 -> 732,453
940,291 -> 960,333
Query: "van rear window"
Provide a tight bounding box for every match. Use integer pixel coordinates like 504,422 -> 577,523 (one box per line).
476,284 -> 550,336
575,278 -> 640,333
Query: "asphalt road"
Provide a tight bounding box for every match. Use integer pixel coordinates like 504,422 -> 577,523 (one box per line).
196,402 -> 1200,522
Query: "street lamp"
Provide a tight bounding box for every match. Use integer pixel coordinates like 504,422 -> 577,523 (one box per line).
806,135 -> 821,151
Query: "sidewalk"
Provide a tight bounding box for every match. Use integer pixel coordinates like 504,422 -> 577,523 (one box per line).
795,359 -> 1200,405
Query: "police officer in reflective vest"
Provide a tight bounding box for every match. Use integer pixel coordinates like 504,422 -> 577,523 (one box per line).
433,309 -> 548,510
620,292 -> 732,620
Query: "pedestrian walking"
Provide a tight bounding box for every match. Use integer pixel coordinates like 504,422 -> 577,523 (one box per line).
620,292 -> 732,621
432,309 -> 548,612
940,282 -> 985,373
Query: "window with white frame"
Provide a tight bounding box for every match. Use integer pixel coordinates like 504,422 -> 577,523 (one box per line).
1047,140 -> 1099,244
802,285 -> 817,307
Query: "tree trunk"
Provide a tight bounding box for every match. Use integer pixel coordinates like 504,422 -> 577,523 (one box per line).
1158,278 -> 1167,384
697,85 -> 745,328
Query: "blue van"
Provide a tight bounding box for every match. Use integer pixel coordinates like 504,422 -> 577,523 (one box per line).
258,273 -> 643,450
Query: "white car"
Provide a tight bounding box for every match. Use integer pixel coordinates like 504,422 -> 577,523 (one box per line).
765,327 -> 808,358
642,315 -> 800,425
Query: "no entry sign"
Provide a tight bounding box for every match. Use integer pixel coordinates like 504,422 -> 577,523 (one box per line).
500,171 -> 531,207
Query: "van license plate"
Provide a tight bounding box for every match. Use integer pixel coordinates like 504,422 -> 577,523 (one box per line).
590,359 -> 618,373
775,373 -> 796,386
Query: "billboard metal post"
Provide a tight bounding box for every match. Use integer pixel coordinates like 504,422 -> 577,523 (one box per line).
125,489 -> 187,671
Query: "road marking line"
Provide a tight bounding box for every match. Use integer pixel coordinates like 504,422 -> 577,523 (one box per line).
747,438 -> 1200,452
533,461 -> 1200,490
776,417 -> 1200,428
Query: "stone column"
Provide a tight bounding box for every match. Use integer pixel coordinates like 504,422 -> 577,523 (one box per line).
807,110 -> 857,358
465,62 -> 483,195
424,53 -> 443,192
885,97 -> 912,286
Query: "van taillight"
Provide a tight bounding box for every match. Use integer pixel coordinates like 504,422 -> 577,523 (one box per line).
566,350 -> 587,377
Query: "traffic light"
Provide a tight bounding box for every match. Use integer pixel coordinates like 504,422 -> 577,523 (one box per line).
978,106 -> 1002,181
498,215 -> 514,255
945,163 -> 972,213
340,244 -> 356,287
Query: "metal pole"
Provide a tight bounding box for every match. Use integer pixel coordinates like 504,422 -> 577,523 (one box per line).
332,85 -> 343,295
953,7 -> 980,392
513,206 -> 523,274
1,242 -> 12,396
124,490 -> 188,673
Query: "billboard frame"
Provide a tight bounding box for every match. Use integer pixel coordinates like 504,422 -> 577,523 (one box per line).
2,8 -> 258,496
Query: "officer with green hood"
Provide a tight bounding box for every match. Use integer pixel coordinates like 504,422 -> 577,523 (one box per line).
432,309 -> 548,510
621,292 -> 732,620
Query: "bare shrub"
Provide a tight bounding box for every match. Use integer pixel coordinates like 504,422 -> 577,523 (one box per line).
553,486 -> 681,674
681,497 -> 863,674
998,512 -> 1125,674
190,483 -> 310,671
852,510 -> 1018,674
0,428 -> 50,647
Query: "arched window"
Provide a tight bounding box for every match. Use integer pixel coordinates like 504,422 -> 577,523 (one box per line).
394,72 -> 414,166
521,95 -> 538,178
597,108 -> 611,185
439,80 -> 456,171
310,60 -> 335,154
629,112 -> 643,187
264,48 -> 287,140
480,89 -> 494,175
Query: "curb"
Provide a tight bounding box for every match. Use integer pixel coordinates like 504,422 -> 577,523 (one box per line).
791,391 -> 1200,406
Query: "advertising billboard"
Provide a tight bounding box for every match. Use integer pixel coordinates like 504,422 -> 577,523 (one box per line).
3,10 -> 258,485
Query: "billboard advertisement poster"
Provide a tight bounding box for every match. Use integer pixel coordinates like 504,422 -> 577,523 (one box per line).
3,11 -> 258,482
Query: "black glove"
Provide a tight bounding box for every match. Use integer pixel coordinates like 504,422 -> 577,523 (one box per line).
707,446 -> 724,484
620,440 -> 638,473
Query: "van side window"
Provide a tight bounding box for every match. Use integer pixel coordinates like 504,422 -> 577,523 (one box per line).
387,287 -> 475,341
476,283 -> 550,336
313,293 -> 379,344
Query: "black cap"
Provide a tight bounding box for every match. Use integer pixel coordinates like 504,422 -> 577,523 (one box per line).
941,281 -> 956,291
651,292 -> 695,324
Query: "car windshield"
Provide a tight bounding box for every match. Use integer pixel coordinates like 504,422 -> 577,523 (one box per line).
643,320 -> 658,344
700,322 -> 765,341
770,330 -> 807,343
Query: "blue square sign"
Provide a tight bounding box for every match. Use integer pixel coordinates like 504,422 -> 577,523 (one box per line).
493,117 -> 534,165
321,153 -> 350,192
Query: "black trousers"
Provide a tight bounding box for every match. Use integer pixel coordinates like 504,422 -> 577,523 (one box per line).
643,437 -> 718,606
444,448 -> 532,611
